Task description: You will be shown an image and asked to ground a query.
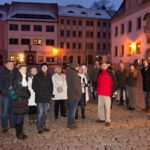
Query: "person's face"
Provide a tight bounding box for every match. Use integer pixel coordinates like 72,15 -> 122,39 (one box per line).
20,66 -> 27,74
78,67 -> 83,74
130,65 -> 135,72
6,62 -> 14,71
42,65 -> 48,73
95,61 -> 99,66
31,68 -> 37,76
143,60 -> 148,67
120,63 -> 124,70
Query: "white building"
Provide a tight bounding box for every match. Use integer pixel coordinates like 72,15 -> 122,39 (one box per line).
111,0 -> 150,64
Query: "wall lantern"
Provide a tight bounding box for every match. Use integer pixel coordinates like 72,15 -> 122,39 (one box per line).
52,48 -> 59,56
129,42 -> 137,54
18,53 -> 25,63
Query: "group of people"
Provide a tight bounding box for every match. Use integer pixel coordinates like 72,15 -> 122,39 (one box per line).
0,58 -> 150,140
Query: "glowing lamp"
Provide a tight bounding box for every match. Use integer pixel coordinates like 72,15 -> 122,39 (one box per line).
129,42 -> 137,53
18,53 -> 25,63
52,48 -> 59,56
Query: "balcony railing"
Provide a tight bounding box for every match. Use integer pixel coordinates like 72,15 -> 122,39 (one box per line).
144,26 -> 150,33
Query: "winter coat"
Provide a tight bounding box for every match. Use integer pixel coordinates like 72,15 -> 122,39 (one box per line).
116,69 -> 127,88
12,72 -> 30,114
141,66 -> 150,91
97,70 -> 113,96
52,73 -> 68,100
66,67 -> 82,100
126,72 -> 138,87
28,76 -> 36,106
78,73 -> 89,102
0,66 -> 16,96
90,67 -> 101,83
32,71 -> 53,103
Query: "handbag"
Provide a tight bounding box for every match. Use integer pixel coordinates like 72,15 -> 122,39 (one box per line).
57,86 -> 63,93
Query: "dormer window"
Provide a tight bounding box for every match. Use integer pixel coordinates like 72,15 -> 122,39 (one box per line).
81,11 -> 87,15
95,13 -> 101,16
68,11 -> 74,13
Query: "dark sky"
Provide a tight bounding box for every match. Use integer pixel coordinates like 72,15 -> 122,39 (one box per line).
0,0 -> 123,10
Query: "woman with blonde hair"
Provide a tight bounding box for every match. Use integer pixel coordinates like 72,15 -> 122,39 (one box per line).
126,64 -> 138,110
52,66 -> 67,119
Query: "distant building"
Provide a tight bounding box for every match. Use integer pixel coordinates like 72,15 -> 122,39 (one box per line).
58,5 -> 111,64
0,2 -> 112,65
111,0 -> 150,64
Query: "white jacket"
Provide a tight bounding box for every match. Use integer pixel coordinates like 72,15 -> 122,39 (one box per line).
52,73 -> 68,100
28,76 -> 36,106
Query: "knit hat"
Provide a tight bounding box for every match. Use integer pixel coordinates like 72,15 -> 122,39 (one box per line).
70,62 -> 79,69
101,63 -> 108,70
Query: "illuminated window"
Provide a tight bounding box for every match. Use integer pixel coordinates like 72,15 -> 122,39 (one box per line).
33,39 -> 42,45
136,42 -> 141,54
10,56 -> 15,61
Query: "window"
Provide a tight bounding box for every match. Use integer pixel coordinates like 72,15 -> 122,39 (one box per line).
68,11 -> 74,13
103,44 -> 106,50
90,21 -> 93,26
81,11 -> 87,15
38,56 -> 43,63
114,46 -> 118,57
60,19 -> 64,24
78,31 -> 82,37
77,56 -> 81,64
67,31 -> 70,37
136,42 -> 141,54
46,26 -> 54,32
121,45 -> 124,57
9,24 -> 18,31
97,32 -> 101,38
115,26 -> 118,36
33,39 -> 42,45
121,24 -> 124,34
46,39 -> 55,46
128,21 -> 132,33
86,32 -> 89,38
95,13 -> 101,16
9,38 -> 18,45
21,39 -> 30,45
72,43 -> 76,49
60,42 -> 64,48
97,43 -> 101,49
34,25 -> 42,32
9,56 -> 15,61
73,31 -> 76,37
73,20 -> 76,25
67,43 -> 70,49
79,20 -> 82,25
97,22 -> 101,27
137,17 -> 141,30
90,32 -> 93,38
103,32 -> 106,38
86,21 -> 89,26
103,22 -> 107,27
21,25 -> 30,31
46,57 -> 55,63
60,30 -> 64,37
67,20 -> 70,25
90,43 -> 93,49
78,43 -> 82,49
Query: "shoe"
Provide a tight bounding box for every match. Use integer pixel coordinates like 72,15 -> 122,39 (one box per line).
82,115 -> 86,119
43,126 -> 50,132
38,129 -> 44,134
105,122 -> 110,127
18,133 -> 28,140
95,120 -> 105,123
75,116 -> 78,120
2,128 -> 8,133
67,124 -> 77,129
128,107 -> 135,111
62,114 -> 67,117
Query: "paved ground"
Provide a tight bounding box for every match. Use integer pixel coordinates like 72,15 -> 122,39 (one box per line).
0,75 -> 150,150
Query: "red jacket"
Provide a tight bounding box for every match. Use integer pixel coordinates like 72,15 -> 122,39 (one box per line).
97,70 -> 113,96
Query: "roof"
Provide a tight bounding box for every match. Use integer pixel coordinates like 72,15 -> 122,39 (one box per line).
58,5 -> 111,20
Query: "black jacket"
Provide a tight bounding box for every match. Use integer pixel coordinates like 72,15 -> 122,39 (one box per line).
12,72 -> 30,114
141,66 -> 150,91
32,71 -> 53,103
126,72 -> 138,87
66,67 -> 82,100
0,66 -> 16,96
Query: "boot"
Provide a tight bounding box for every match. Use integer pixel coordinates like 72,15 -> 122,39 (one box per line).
19,123 -> 28,140
81,110 -> 85,119
15,124 -> 20,138
33,115 -> 37,124
29,115 -> 34,124
75,108 -> 78,119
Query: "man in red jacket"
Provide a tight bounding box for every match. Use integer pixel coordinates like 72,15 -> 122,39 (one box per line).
96,63 -> 113,126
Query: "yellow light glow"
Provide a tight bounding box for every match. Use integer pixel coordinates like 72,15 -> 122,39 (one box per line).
18,53 -> 25,63
129,42 -> 137,53
52,48 -> 59,56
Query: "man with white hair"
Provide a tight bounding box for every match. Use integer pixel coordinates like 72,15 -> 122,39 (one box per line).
96,63 -> 113,126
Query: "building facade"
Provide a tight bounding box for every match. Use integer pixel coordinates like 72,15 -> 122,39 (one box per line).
0,2 -> 112,65
111,0 -> 150,64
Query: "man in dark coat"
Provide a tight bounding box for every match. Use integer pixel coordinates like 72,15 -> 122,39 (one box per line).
32,63 -> 53,133
0,61 -> 16,133
141,59 -> 150,112
66,62 -> 82,128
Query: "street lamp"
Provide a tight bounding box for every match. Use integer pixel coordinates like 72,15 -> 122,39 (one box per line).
52,48 -> 59,64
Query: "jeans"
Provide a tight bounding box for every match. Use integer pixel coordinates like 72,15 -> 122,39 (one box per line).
37,103 -> 49,131
144,91 -> 150,109
54,100 -> 65,118
1,96 -> 15,129
118,86 -> 126,105
67,99 -> 79,127
14,114 -> 24,125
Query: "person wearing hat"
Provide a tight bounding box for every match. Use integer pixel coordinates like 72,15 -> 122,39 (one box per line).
32,63 -> 53,133
66,62 -> 82,129
96,63 -> 114,126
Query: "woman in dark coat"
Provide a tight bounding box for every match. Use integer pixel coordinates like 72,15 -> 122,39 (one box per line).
12,65 -> 30,140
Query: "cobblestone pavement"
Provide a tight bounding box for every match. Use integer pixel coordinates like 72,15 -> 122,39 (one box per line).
0,79 -> 150,150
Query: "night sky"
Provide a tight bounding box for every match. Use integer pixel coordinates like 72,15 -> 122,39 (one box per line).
0,0 -> 123,10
